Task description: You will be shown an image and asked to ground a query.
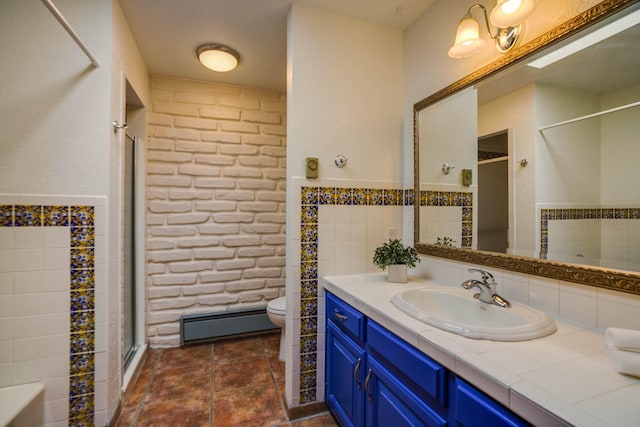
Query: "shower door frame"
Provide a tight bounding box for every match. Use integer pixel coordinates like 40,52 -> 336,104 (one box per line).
123,132 -> 138,369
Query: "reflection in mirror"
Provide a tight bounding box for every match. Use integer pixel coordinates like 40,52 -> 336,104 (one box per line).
418,88 -> 477,250
416,1 -> 640,290
477,131 -> 509,253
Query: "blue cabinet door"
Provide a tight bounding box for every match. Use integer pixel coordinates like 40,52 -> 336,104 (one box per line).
326,322 -> 366,427
366,355 -> 448,427
452,378 -> 530,427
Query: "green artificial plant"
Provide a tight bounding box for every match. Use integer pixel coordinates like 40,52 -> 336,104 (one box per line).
373,239 -> 420,270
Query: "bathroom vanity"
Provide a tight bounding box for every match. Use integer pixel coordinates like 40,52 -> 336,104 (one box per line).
323,274 -> 640,427
326,291 -> 528,426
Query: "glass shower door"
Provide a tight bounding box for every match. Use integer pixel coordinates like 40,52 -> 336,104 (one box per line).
123,134 -> 137,368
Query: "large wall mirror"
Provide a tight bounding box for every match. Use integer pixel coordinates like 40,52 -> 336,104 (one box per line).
414,0 -> 640,295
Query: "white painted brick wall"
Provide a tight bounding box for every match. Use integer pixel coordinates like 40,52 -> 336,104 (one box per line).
147,76 -> 286,348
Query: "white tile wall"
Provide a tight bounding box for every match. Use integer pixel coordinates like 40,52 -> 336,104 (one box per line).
545,211 -> 640,272
417,254 -> 640,333
286,177 -> 405,407
0,195 -> 106,427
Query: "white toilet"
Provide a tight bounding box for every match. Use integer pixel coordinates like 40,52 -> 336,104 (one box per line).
267,296 -> 286,361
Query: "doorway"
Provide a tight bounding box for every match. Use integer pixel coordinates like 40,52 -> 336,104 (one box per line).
477,131 -> 509,253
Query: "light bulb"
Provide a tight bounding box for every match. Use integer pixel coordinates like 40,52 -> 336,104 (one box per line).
448,16 -> 485,58
490,0 -> 536,28
500,0 -> 522,15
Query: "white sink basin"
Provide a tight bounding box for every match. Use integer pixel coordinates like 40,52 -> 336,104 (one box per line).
391,287 -> 556,341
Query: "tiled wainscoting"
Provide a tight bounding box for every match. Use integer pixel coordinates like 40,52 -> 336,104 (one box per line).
292,183 -> 408,405
289,183 -> 475,405
0,196 -> 106,426
419,189 -> 474,249
540,207 -> 640,270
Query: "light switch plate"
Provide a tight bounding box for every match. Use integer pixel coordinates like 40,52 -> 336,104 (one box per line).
305,157 -> 319,179
462,169 -> 472,186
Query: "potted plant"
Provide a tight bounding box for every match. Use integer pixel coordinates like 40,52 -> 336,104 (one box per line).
373,239 -> 420,283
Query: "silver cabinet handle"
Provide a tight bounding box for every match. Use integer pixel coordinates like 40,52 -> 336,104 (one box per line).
334,309 -> 347,322
354,358 -> 362,389
364,369 -> 373,401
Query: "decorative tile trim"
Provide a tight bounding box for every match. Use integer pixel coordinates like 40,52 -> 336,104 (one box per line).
298,186 -> 407,404
1,204 -> 95,426
297,186 -> 472,403
419,190 -> 474,249
540,207 -> 640,259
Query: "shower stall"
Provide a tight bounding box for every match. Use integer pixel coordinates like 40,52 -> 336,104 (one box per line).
123,133 -> 138,367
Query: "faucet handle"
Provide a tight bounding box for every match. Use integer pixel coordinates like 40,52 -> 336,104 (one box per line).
468,268 -> 495,284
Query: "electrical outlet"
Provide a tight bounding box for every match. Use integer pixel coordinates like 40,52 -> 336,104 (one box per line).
386,227 -> 399,240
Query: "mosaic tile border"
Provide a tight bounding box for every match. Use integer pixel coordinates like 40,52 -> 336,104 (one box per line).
1,204 -> 96,426
299,186 -> 402,403
540,208 -> 640,259
419,190 -> 474,249
297,186 -> 473,404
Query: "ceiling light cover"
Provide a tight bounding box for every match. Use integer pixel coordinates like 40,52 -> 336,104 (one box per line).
448,15 -> 486,58
490,0 -> 536,28
196,44 -> 240,72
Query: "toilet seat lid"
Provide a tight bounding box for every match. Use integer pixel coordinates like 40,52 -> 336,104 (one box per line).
268,296 -> 286,314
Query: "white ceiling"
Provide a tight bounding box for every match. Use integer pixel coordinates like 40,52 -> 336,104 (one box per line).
119,0 -> 436,92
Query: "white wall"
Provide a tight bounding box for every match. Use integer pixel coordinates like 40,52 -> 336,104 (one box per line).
0,1 -> 113,425
419,88 -> 477,247
0,0 -> 149,424
535,85 -> 601,204
287,4 -> 404,182
600,83 -> 640,204
286,3 -> 404,408
420,88 -> 478,186
0,0 -> 111,195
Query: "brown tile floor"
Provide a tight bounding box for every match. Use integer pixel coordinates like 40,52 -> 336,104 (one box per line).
115,333 -> 338,427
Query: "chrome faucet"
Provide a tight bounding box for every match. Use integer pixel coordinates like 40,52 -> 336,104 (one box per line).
461,269 -> 511,308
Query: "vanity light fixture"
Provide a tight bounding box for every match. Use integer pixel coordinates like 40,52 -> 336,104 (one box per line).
196,43 -> 240,72
448,0 -> 536,59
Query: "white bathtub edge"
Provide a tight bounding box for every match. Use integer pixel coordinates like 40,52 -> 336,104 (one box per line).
0,382 -> 45,427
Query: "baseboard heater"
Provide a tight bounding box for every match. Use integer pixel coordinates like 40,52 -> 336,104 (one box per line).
180,308 -> 279,346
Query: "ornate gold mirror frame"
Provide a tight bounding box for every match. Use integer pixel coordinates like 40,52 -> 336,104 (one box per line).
414,0 -> 640,296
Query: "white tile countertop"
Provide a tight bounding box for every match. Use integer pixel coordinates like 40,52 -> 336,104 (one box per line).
322,273 -> 640,427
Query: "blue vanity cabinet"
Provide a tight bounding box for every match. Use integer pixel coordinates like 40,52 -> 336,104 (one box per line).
326,322 -> 366,427
364,355 -> 448,427
326,292 -> 447,427
325,291 -> 530,427
366,320 -> 447,410
326,293 -> 367,427
326,293 -> 366,345
451,378 -> 530,427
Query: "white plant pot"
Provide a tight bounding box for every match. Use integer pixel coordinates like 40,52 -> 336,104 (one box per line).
387,264 -> 407,283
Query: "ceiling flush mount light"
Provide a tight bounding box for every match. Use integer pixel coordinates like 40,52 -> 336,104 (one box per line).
448,0 -> 536,59
196,43 -> 240,72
